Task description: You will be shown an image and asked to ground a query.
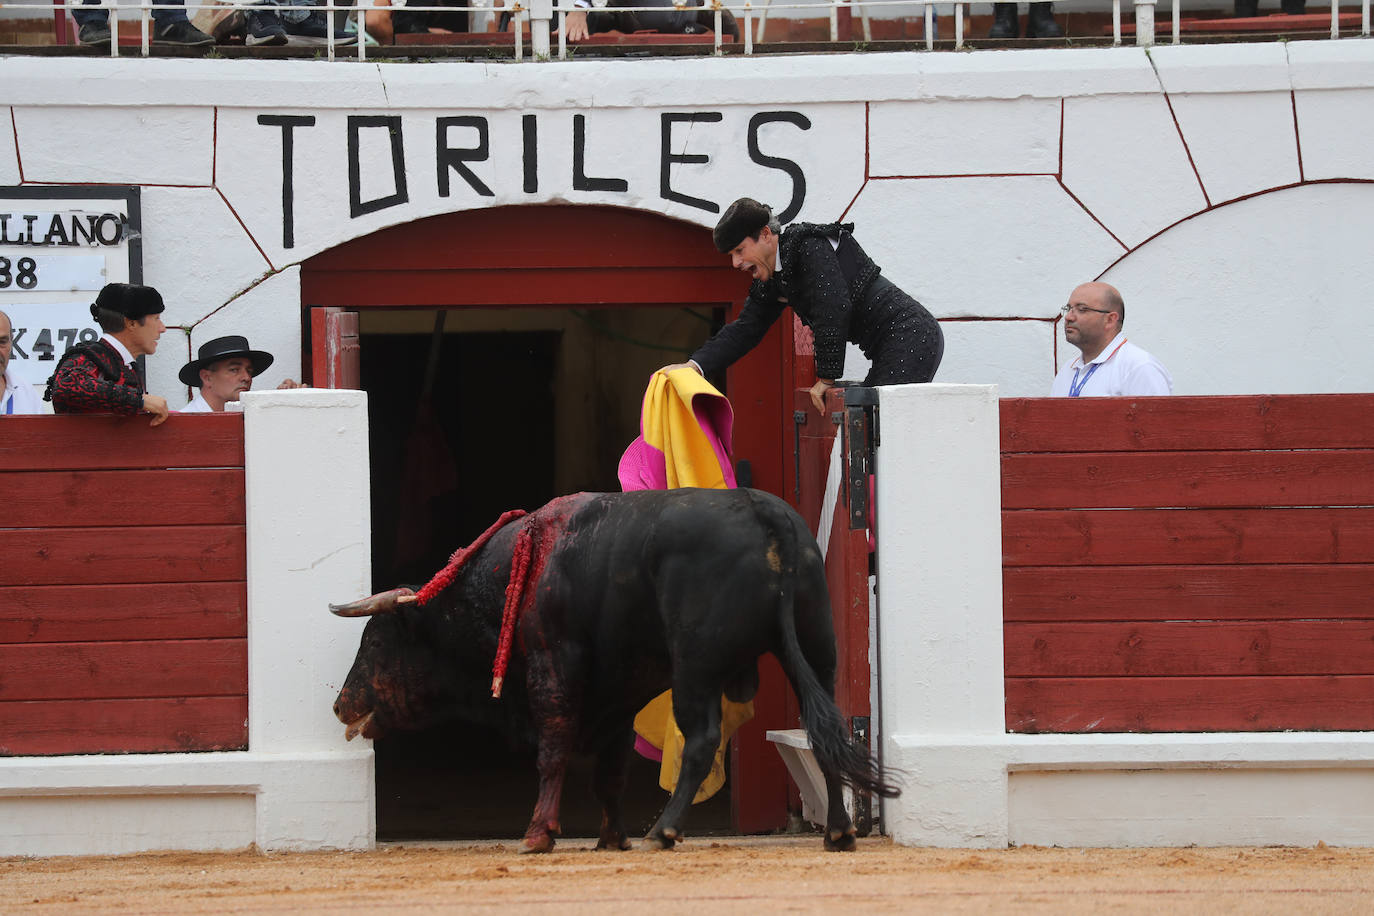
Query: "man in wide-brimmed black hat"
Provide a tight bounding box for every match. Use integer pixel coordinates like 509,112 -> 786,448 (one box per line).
665,198 -> 944,413
178,335 -> 300,413
47,283 -> 171,426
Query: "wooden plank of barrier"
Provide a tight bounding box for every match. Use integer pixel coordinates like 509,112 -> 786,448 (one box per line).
1,525 -> 247,586
1005,675 -> 1374,733
11,469 -> 246,528
1003,507 -> 1374,567
1002,449 -> 1374,510
1000,394 -> 1374,454
0,639 -> 247,701
0,696 -> 248,756
0,414 -> 244,471
1003,565 -> 1374,621
0,582 -> 246,643
1004,620 -> 1374,677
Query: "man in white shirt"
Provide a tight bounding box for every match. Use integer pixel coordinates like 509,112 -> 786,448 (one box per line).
1050,282 -> 1172,398
0,310 -> 43,416
178,335 -> 300,413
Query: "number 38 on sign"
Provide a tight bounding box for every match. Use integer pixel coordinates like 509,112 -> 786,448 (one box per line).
0,252 -> 106,293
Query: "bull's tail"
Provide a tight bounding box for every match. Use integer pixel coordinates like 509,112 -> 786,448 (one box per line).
772,509 -> 900,800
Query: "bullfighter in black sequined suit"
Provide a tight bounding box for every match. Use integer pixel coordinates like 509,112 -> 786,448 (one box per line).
682,198 -> 943,413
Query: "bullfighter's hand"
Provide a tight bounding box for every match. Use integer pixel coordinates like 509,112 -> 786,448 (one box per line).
809,378 -> 835,414
561,10 -> 589,40
659,361 -> 703,376
143,393 -> 170,427
277,378 -> 305,390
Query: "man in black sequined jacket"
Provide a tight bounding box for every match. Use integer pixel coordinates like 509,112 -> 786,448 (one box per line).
676,198 -> 944,413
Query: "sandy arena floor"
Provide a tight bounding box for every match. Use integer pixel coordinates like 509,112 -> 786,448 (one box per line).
4,836 -> 1373,914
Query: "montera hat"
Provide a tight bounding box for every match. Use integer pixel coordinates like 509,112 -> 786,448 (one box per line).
178,335 -> 275,387
90,283 -> 165,321
713,198 -> 773,253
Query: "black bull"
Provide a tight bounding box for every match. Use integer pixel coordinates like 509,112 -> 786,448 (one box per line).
330,487 -> 899,852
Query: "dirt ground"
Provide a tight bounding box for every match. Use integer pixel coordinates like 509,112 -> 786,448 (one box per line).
4,837 -> 1373,914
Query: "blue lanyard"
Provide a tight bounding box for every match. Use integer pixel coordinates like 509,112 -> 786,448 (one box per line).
1068,362 -> 1100,398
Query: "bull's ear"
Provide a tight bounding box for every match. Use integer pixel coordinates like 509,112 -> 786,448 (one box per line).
329,587 -> 418,617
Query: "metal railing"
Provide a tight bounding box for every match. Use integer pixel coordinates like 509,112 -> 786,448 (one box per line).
43,0 -> 1374,59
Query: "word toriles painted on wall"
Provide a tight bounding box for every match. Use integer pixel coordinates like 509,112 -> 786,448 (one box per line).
257,111 -> 812,249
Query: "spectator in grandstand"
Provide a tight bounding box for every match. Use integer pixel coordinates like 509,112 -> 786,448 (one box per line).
197,0 -> 358,46
73,0 -> 214,46
177,335 -> 302,413
46,284 -> 170,426
987,2 -> 1063,38
364,0 -> 468,44
1050,281 -> 1172,397
0,310 -> 43,416
557,0 -> 740,41
663,197 -> 944,414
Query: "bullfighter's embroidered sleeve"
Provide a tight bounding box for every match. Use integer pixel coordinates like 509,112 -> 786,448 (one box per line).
689,288 -> 786,379
50,353 -> 142,415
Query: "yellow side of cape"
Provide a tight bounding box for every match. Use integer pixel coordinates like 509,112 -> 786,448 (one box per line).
640,367 -> 733,490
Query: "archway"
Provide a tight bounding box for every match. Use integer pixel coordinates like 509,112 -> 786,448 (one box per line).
301,204 -> 797,838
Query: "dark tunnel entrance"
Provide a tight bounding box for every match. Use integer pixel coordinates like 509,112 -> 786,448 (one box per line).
359,306 -> 730,840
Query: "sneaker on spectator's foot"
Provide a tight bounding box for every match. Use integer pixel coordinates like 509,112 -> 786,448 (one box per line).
78,21 -> 112,46
246,6 -> 289,45
282,7 -> 358,46
211,9 -> 247,43
154,19 -> 216,45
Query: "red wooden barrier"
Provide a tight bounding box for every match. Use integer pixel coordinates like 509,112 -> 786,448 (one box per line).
793,387 -> 872,723
1001,394 -> 1374,734
0,415 -> 249,756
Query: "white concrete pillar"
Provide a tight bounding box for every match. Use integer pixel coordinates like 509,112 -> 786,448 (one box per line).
1134,0 -> 1158,47
873,383 -> 1007,846
243,388 -> 376,849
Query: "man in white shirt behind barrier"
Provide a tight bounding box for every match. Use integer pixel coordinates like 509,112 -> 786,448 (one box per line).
0,310 -> 44,416
1050,282 -> 1173,398
178,335 -> 301,413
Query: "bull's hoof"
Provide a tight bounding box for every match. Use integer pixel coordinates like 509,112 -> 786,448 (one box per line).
823,827 -> 858,852
596,834 -> 633,851
520,834 -> 556,854
644,827 -> 678,850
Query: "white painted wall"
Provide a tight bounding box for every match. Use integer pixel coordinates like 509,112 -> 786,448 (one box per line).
4,42 -> 1374,404
0,390 -> 375,856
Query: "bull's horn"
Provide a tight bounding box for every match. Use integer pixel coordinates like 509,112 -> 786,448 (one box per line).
329,587 -> 418,617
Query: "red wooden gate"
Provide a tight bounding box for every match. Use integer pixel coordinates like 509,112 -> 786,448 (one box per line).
310,307 -> 361,389
0,415 -> 249,756
789,383 -> 876,830
1001,394 -> 1374,732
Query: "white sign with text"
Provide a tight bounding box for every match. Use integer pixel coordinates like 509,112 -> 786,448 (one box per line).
0,189 -> 140,370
